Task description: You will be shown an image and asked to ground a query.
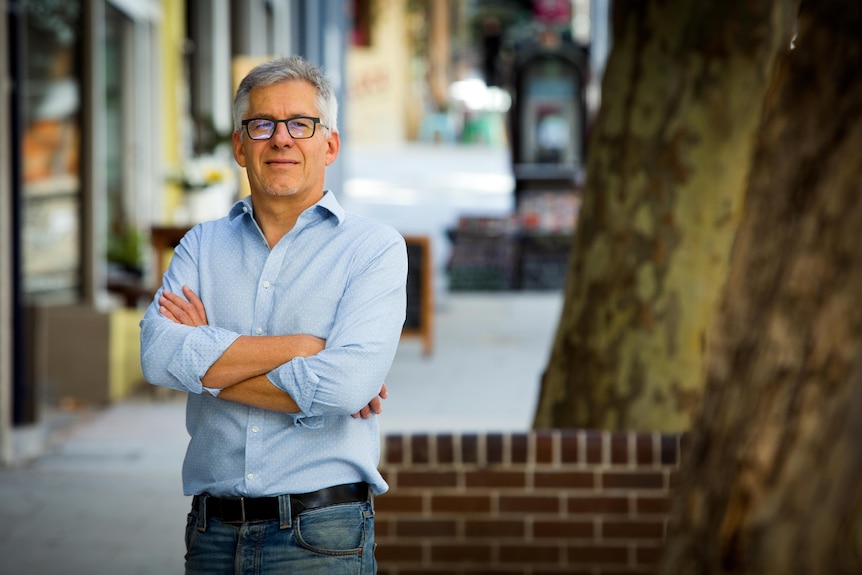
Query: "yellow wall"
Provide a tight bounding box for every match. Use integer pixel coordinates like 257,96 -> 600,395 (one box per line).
161,0 -> 187,222
109,309 -> 146,401
346,0 -> 411,144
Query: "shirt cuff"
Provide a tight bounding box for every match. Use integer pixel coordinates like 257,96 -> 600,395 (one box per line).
166,326 -> 241,394
267,358 -> 320,416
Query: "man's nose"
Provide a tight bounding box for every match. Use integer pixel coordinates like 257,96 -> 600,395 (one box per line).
270,121 -> 295,145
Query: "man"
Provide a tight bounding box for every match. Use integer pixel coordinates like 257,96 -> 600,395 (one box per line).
140,56 -> 407,574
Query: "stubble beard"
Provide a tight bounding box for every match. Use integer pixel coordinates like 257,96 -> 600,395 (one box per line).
259,178 -> 301,198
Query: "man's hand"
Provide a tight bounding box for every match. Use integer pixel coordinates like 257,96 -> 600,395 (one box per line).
160,286 -> 208,327
352,383 -> 388,419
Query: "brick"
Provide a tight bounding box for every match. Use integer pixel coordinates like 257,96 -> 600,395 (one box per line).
567,496 -> 629,515
610,433 -> 629,465
437,434 -> 454,464
567,544 -> 629,565
486,433 -> 504,464
533,519 -> 594,539
499,494 -> 560,514
635,495 -> 671,515
585,431 -> 604,464
465,519 -> 525,538
376,518 -> 392,537
561,432 -> 580,463
534,470 -> 594,490
465,470 -> 526,488
534,570 -> 593,575
462,435 -> 479,464
511,434 -> 529,464
396,519 -> 458,538
376,494 -> 424,513
411,434 -> 431,464
385,434 -> 404,465
375,542 -> 423,562
431,494 -> 492,513
398,471 -> 458,488
602,520 -> 665,540
660,435 -> 679,465
602,471 -> 664,490
429,543 -> 493,563
535,431 -> 555,464
636,434 -> 654,466
499,543 -> 561,564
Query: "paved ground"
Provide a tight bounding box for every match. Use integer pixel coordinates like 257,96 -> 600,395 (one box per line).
0,142 -> 566,574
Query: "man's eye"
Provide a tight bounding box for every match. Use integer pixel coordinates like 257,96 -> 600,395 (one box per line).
250,119 -> 275,130
289,119 -> 313,131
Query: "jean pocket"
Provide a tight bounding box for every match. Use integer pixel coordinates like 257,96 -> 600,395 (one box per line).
294,502 -> 371,556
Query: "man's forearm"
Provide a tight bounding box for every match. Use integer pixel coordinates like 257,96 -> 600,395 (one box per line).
216,374 -> 300,412
202,333 -> 325,389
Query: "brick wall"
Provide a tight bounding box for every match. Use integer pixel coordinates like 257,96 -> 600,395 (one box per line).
376,430 -> 682,575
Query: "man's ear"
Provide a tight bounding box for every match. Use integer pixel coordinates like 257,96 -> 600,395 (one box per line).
324,130 -> 341,166
233,130 -> 247,168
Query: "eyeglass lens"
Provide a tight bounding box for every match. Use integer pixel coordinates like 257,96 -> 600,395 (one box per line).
245,118 -> 317,140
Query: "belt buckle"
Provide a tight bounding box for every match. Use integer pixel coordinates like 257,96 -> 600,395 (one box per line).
220,496 -> 246,525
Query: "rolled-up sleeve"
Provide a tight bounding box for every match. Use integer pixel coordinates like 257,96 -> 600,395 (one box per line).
267,231 -> 407,418
140,225 -> 242,394
141,300 -> 242,394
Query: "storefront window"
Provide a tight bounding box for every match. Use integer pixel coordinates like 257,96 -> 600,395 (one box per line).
104,4 -> 139,279
19,0 -> 83,301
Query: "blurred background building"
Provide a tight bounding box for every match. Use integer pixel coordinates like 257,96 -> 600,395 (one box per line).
0,0 -> 610,464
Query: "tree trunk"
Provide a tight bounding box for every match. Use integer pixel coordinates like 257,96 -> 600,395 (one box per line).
534,0 -> 797,431
661,1 -> 862,572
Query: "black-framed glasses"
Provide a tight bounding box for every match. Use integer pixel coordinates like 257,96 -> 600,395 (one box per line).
241,117 -> 328,140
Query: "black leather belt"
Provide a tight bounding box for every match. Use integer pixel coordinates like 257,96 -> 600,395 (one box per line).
194,482 -> 369,524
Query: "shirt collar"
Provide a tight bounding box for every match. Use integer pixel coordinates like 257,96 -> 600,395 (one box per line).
229,190 -> 345,226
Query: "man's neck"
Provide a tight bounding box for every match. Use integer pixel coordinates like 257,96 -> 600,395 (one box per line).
252,191 -> 323,248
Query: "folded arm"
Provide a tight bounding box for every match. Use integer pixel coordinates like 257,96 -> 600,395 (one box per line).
264,232 -> 407,417
159,286 -> 385,417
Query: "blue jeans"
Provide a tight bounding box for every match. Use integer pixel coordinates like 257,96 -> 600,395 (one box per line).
184,497 -> 377,574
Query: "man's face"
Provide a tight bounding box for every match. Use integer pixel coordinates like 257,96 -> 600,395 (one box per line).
233,80 -> 339,204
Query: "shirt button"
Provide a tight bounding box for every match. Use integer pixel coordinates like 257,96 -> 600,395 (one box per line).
251,426 -> 259,433
247,473 -> 254,480
255,327 -> 262,335
263,281 -> 270,289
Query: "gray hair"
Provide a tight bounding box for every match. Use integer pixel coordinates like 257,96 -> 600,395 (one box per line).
232,55 -> 338,135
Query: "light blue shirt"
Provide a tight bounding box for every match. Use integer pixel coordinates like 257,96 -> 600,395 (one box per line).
140,191 -> 407,497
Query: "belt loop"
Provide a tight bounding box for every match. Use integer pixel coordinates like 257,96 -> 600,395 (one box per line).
196,495 -> 208,532
278,494 -> 292,530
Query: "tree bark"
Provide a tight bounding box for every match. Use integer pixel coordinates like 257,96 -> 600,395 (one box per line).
534,0 -> 796,430
661,1 -> 862,572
